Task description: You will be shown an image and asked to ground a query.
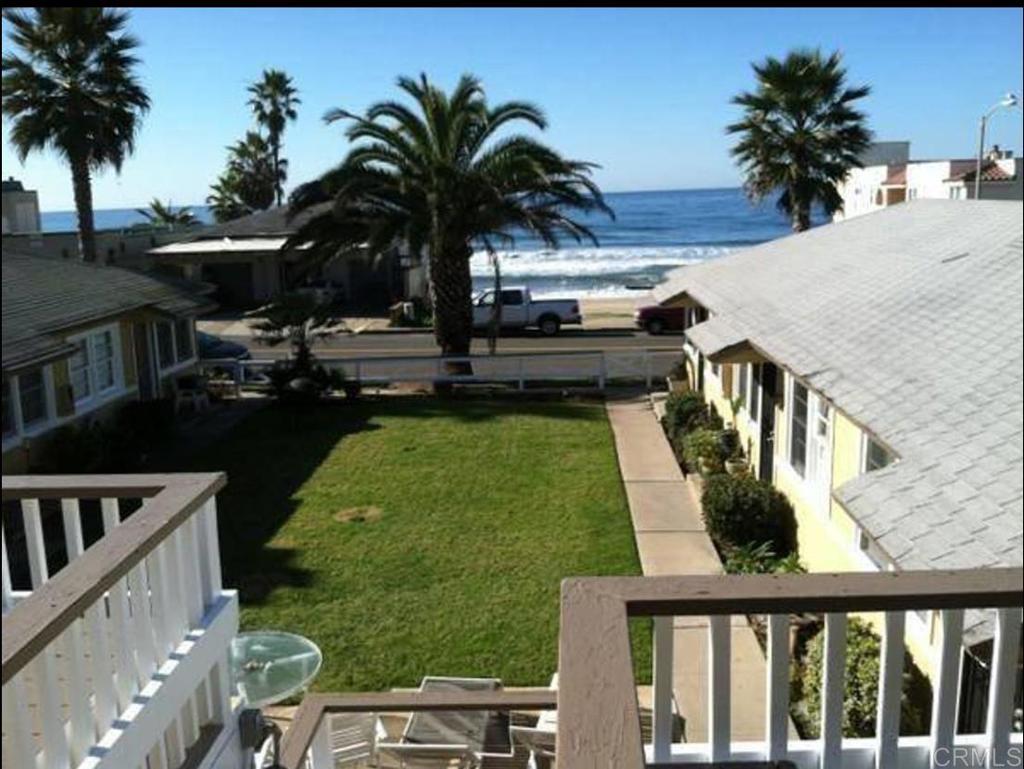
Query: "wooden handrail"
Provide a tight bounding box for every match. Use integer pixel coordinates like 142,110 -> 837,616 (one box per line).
1,472 -> 226,684
556,568 -> 1024,769
279,688 -> 559,769
1,472 -> 222,500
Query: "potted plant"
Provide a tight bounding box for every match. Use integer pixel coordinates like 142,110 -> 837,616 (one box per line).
725,444 -> 749,475
665,358 -> 689,394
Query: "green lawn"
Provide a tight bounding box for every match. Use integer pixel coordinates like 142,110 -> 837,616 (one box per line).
177,397 -> 648,691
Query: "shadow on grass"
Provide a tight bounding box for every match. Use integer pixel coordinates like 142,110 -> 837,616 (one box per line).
151,395 -> 604,605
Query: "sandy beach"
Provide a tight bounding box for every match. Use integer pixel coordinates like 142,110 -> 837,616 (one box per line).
580,294 -> 651,328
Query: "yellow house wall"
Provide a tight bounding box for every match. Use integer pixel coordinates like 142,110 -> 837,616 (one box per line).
699,360 -> 941,679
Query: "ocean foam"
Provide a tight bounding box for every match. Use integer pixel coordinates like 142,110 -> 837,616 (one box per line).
469,244 -> 732,278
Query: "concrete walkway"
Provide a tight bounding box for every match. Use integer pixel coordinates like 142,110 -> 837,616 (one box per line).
606,393 -> 769,743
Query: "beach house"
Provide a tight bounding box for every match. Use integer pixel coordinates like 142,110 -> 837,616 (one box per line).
146,204 -> 426,310
2,251 -> 215,473
835,142 -> 1023,221
654,199 -> 1023,728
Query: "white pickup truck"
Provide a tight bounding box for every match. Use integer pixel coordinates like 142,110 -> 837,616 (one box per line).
472,286 -> 582,336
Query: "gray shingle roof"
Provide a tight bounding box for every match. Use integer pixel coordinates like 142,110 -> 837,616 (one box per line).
185,203 -> 331,240
655,201 -> 1023,634
3,251 -> 215,372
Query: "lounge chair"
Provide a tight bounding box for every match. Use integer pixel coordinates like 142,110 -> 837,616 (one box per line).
329,712 -> 388,767
376,741 -> 474,768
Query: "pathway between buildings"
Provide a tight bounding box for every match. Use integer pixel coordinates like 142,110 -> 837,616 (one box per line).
605,392 -> 769,743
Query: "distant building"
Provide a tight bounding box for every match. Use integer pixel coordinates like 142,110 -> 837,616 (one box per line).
835,142 -> 1022,221
1,177 -> 41,234
147,205 -> 427,310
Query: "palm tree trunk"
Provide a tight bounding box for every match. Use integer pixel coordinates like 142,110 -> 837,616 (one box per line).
430,243 -> 474,380
273,141 -> 283,207
70,154 -> 98,262
792,205 -> 811,233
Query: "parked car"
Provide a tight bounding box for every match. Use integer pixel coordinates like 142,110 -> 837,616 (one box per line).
197,331 -> 251,361
471,286 -> 582,336
634,304 -> 689,335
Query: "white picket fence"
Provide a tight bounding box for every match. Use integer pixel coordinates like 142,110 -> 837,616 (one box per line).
198,348 -> 683,393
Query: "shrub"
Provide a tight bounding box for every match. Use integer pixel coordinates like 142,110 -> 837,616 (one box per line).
683,427 -> 725,474
719,428 -> 741,460
723,541 -> 806,574
701,472 -> 797,555
664,390 -> 706,442
800,618 -> 932,738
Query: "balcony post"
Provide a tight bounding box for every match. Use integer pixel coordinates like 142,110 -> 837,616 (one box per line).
652,615 -> 674,762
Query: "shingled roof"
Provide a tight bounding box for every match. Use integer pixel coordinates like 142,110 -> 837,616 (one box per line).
3,251 -> 215,373
655,201 -> 1023,640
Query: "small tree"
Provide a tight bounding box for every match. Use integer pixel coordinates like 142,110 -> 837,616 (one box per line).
251,293 -> 343,373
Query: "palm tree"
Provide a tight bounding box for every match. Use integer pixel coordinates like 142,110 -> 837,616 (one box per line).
207,132 -> 279,222
287,73 -> 609,359
2,8 -> 150,261
248,69 -> 300,207
727,49 -> 871,232
136,198 -> 197,227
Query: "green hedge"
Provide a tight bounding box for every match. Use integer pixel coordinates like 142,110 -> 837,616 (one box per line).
799,617 -> 932,738
701,472 -> 797,556
663,390 -> 706,443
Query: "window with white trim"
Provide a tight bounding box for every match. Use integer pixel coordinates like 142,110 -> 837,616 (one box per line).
157,321 -> 175,369
156,318 -> 196,370
174,318 -> 194,361
864,436 -> 893,473
747,364 -> 760,423
856,527 -> 890,570
736,364 -> 748,402
68,327 -> 119,403
18,368 -> 48,427
788,378 -> 809,477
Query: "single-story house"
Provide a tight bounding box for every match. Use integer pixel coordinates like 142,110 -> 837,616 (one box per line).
147,204 -> 426,310
2,250 -> 216,473
654,199 -> 1023,731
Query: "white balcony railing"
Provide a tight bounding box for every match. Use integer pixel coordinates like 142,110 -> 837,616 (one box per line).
2,474 -> 241,769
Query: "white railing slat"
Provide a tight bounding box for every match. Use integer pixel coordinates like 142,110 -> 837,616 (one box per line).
128,560 -> 157,683
708,614 -> 731,763
101,498 -> 142,709
821,612 -> 848,769
2,673 -> 38,769
162,531 -> 188,643
22,498 -> 50,587
309,714 -> 334,769
147,543 -> 173,664
766,613 -> 790,761
199,497 -> 223,606
2,520 -> 13,612
35,644 -> 71,769
64,617 -> 97,764
652,615 -> 674,762
86,599 -> 119,735
100,496 -> 121,532
984,607 -> 1023,768
929,609 -> 964,769
61,498 -> 85,560
177,521 -> 204,627
876,610 -> 906,769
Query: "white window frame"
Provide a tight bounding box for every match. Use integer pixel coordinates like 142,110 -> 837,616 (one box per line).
66,323 -> 124,409
156,317 -> 198,376
746,363 -> 760,426
6,365 -> 56,443
778,371 -> 834,514
861,433 -> 894,474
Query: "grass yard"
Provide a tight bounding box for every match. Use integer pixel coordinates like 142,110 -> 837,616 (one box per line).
174,397 -> 648,691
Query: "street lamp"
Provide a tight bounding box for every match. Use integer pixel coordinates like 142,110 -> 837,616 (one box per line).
975,92 -> 1019,200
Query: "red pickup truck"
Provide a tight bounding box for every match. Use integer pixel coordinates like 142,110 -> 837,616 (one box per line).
633,304 -> 689,335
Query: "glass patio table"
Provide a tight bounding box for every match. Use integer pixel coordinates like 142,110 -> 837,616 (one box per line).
228,631 -> 322,707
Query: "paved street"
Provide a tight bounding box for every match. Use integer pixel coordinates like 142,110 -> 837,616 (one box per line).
204,325 -> 685,359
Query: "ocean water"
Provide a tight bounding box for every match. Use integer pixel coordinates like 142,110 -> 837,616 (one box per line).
42,188 -> 816,297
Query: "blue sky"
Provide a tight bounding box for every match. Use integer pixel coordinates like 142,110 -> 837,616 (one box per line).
3,7 -> 1023,211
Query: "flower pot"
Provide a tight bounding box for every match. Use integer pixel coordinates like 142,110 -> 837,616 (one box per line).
725,457 -> 749,475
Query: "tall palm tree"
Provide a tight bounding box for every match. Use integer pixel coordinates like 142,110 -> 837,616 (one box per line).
2,7 -> 150,261
207,131 -> 279,222
727,49 -> 871,232
248,69 -> 300,207
136,198 -> 197,227
287,73 -> 609,359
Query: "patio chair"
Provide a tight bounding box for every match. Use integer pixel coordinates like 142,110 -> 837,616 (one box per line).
376,741 -> 475,768
329,712 -> 388,767
509,726 -> 555,769
174,373 -> 210,415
